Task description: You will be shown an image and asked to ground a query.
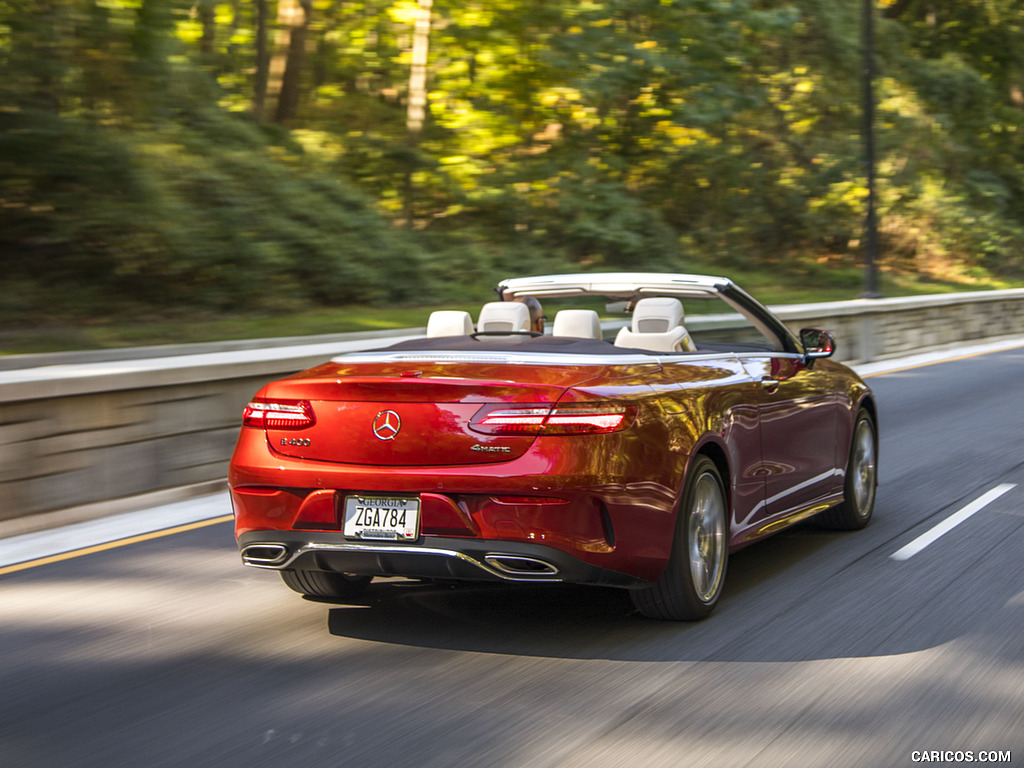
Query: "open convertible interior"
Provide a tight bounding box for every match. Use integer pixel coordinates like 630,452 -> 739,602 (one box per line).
408,291 -> 783,355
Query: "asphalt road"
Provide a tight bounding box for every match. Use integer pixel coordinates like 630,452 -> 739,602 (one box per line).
2,346 -> 1023,768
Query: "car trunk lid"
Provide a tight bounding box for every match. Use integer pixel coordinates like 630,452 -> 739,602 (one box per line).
259,360 -> 608,466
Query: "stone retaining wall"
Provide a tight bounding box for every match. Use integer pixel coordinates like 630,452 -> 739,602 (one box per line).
0,377 -> 266,521
2,289 -> 1023,521
770,291 -> 1024,362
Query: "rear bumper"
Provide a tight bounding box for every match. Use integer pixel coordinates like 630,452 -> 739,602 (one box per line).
229,425 -> 686,582
237,531 -> 645,588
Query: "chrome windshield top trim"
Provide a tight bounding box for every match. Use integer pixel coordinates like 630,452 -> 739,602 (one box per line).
497,272 -> 732,300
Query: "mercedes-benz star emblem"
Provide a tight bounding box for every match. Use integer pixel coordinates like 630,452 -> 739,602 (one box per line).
372,410 -> 401,441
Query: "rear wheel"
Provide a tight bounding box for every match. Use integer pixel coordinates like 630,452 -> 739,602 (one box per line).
280,570 -> 373,601
631,455 -> 729,621
818,409 -> 877,530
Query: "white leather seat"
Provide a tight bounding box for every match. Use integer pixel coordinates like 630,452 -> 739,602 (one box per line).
614,297 -> 697,353
426,310 -> 474,337
614,326 -> 689,352
631,297 -> 684,333
477,301 -> 531,333
552,309 -> 602,340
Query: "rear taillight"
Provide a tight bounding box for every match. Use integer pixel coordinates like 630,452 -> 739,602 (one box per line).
470,403 -> 635,436
242,399 -> 316,430
543,405 -> 636,434
470,406 -> 550,435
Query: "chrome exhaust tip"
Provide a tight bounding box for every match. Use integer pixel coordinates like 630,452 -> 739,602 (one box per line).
241,544 -> 289,567
484,554 -> 559,577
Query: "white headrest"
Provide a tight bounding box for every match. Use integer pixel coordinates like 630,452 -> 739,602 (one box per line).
632,297 -> 685,334
426,310 -> 473,338
614,326 -> 688,353
552,309 -> 602,340
477,301 -> 530,333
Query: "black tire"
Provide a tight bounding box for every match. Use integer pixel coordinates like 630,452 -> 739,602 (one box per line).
818,409 -> 877,530
280,570 -> 373,600
631,455 -> 729,621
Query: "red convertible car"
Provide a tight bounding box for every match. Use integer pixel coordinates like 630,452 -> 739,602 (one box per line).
229,273 -> 877,620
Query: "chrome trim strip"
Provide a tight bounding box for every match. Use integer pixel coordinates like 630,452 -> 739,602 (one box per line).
735,469 -> 845,527
342,350 -> 804,365
483,555 -> 559,577
732,351 -> 806,361
243,541 -> 565,583
333,350 -> 736,365
240,544 -> 290,566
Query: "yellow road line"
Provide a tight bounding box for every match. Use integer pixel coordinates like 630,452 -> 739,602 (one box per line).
861,341 -> 1024,378
0,514 -> 235,576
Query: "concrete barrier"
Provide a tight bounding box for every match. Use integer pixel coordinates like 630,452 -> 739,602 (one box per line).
2,288 -> 1023,526
769,290 -> 1024,363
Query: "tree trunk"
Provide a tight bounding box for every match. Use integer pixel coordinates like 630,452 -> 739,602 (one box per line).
406,0 -> 432,135
403,0 -> 433,226
272,0 -> 311,125
253,0 -> 269,118
133,0 -> 173,81
23,0 -> 63,112
198,0 -> 216,56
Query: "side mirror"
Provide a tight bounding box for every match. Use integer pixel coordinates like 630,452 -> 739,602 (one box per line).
800,328 -> 836,364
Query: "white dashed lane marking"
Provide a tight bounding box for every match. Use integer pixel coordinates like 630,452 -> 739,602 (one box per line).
891,484 -> 1017,561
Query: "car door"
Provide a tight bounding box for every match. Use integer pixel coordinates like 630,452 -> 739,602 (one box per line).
741,354 -> 844,522
650,356 -> 767,534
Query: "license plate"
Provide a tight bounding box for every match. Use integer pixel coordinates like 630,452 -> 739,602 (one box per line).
342,495 -> 420,541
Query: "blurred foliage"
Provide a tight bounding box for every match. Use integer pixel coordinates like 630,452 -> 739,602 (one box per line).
2,0 -> 1024,330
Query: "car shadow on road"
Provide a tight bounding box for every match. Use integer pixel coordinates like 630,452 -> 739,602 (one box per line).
324,512 -> 1024,663
314,525 -> 878,662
